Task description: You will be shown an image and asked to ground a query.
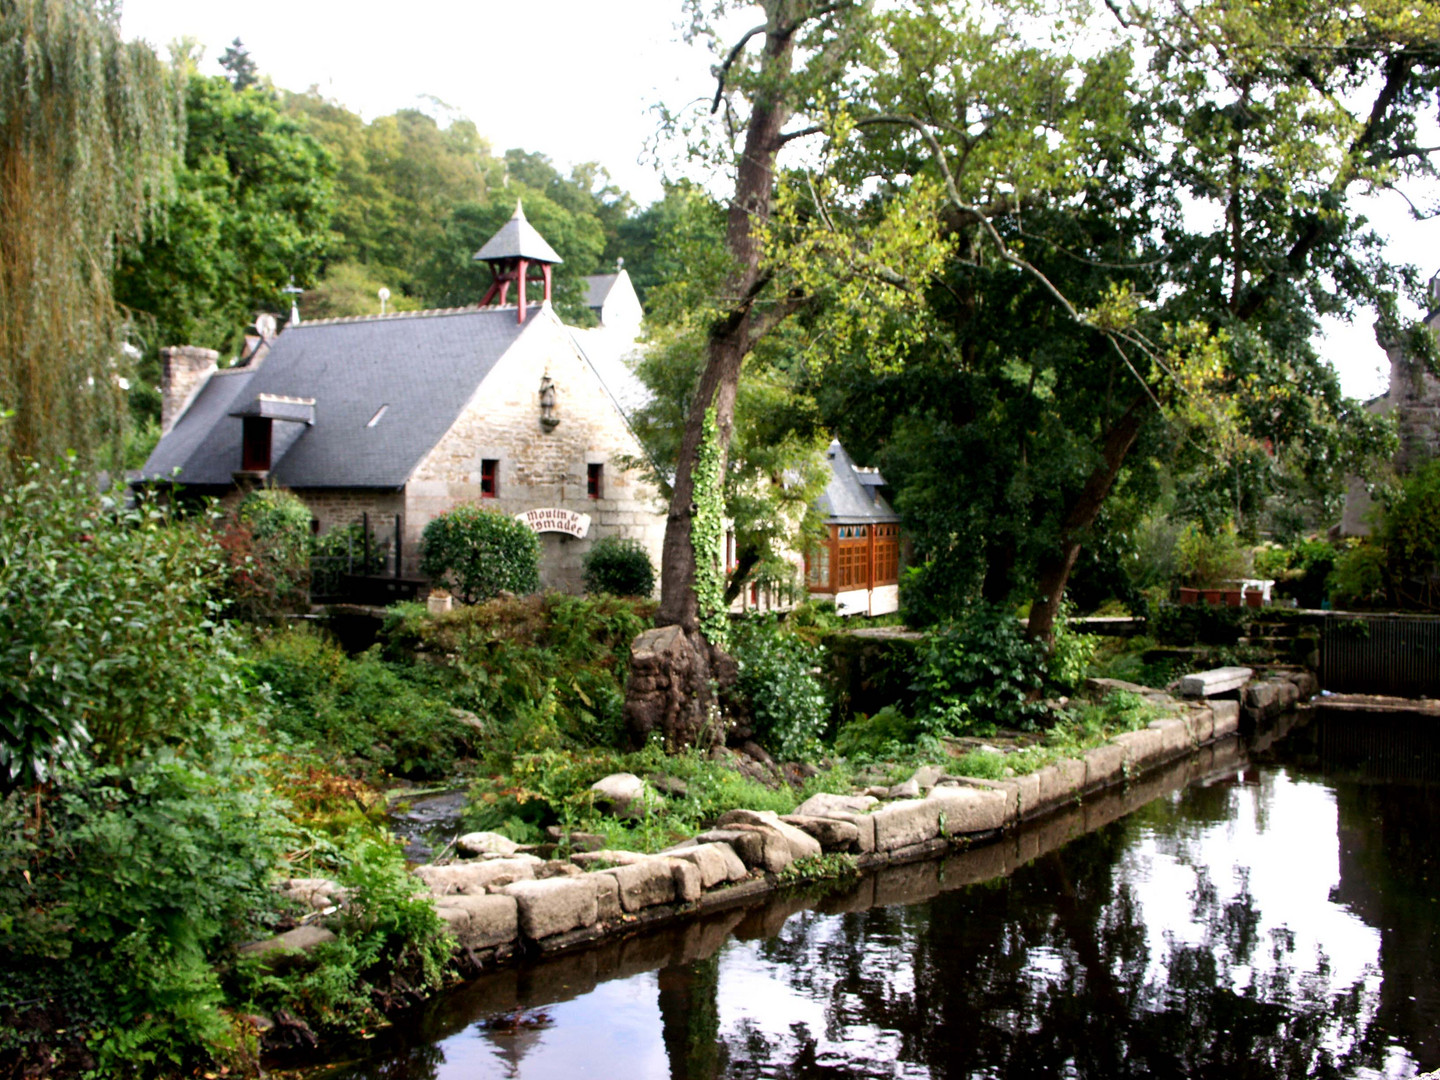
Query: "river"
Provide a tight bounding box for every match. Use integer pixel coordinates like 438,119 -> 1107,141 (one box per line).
302,710 -> 1440,1079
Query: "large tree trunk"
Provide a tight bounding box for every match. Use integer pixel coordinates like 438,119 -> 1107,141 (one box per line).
626,7 -> 801,749
1027,394 -> 1151,644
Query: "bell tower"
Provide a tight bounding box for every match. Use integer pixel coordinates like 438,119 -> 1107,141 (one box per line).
474,200 -> 564,323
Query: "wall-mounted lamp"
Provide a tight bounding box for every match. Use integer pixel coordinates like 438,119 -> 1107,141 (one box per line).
539,375 -> 560,431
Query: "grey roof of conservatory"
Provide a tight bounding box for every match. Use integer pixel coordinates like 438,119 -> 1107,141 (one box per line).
816,439 -> 899,524
139,305 -> 536,489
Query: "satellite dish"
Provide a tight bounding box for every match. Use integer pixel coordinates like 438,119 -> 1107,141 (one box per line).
378,286 -> 391,316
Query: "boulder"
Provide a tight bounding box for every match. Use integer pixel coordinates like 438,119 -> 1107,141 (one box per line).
927,785 -> 1011,835
1177,666 -> 1253,698
502,877 -> 599,940
414,856 -> 541,897
871,798 -> 942,852
536,861 -> 583,880
671,858 -> 703,903
571,849 -> 654,870
910,765 -> 947,792
592,872 -> 623,922
715,809 -> 821,861
780,814 -> 862,852
455,831 -> 523,857
239,923 -> 337,959
695,826 -> 792,873
887,777 -> 922,799
664,842 -> 748,887
276,877 -> 347,912
590,772 -> 653,817
1212,700 -> 1241,737
602,859 -> 677,911
433,894 -> 518,950
794,792 -> 877,817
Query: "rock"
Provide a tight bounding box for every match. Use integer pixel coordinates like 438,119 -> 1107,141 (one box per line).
647,774 -> 689,798
862,785 -> 890,798
239,924 -> 337,958
602,859 -> 677,911
1083,743 -> 1128,789
1085,676 -> 1156,697
887,778 -> 922,799
780,814 -> 862,851
276,877 -> 347,912
671,858 -> 703,903
502,877 -> 599,940
571,849 -> 655,870
566,832 -> 608,853
910,765 -> 947,792
1244,678 -> 1300,721
739,741 -> 774,765
590,772 -> 653,817
414,856 -> 540,897
927,785 -> 1011,835
535,861 -> 583,879
1287,670 -> 1319,700
592,872 -> 622,922
1213,700 -> 1241,736
715,809 -> 822,861
624,624 -> 737,752
794,792 -> 877,817
455,831 -> 523,857
695,826 -> 792,874
1177,666 -> 1253,698
664,842 -> 748,887
870,799 -> 943,852
433,894 -> 518,950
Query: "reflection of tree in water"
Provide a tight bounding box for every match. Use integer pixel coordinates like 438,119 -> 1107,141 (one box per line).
331,1041 -> 445,1080
713,816 -> 1390,1080
660,954 -> 727,1080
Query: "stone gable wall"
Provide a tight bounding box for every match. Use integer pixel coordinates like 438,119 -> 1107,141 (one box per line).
404,311 -> 665,593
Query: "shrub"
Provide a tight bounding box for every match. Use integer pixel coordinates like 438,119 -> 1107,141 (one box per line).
223,488 -> 314,618
732,615 -> 829,760
309,521 -> 386,597
0,458 -> 232,789
912,605 -> 1050,735
1174,521 -> 1250,588
419,503 -> 540,603
833,705 -> 925,762
582,535 -> 656,597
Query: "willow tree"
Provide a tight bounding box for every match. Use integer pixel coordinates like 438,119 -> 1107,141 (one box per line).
0,0 -> 179,472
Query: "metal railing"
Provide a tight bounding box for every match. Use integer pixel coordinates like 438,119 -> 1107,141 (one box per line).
1320,614 -> 1440,696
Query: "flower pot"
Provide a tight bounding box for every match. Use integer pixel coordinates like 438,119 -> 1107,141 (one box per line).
1244,588 -> 1263,608
1201,588 -> 1226,606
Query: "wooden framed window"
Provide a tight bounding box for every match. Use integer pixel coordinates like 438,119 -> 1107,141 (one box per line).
480,459 -> 499,498
587,463 -> 604,499
873,523 -> 900,586
241,416 -> 272,472
805,534 -> 832,591
835,524 -> 870,589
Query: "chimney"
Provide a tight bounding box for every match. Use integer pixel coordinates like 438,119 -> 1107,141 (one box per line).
160,346 -> 219,436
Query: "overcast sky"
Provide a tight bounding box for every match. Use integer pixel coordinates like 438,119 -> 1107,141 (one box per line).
119,0 -> 1438,401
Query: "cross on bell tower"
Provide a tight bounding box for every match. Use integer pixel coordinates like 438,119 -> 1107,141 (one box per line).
474,200 -> 563,324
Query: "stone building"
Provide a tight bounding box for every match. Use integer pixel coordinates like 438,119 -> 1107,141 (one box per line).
1340,286 -> 1440,536
138,204 -> 665,593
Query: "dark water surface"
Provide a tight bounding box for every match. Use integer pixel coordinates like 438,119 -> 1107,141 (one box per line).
310,715 -> 1440,1079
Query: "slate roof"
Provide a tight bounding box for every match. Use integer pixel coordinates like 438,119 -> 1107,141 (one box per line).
473,201 -> 564,264
140,306 -> 537,489
584,273 -> 618,311
816,440 -> 899,524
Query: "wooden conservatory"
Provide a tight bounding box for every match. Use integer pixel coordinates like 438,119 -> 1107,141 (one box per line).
804,440 -> 902,616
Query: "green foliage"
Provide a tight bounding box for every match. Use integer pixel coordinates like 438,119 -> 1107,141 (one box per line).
731,615 -> 829,760
1330,540 -> 1390,610
309,520 -> 386,597
1174,522 -> 1251,588
248,627 -> 475,779
1334,461 -> 1440,611
1256,535 -> 1337,609
693,406 -> 729,648
1150,602 -> 1246,646
776,852 -> 860,885
419,503 -> 540,603
582,535 -> 656,597
0,0 -> 180,474
114,72 -> 334,359
0,459 -> 236,788
832,705 -> 927,763
221,488 -> 314,618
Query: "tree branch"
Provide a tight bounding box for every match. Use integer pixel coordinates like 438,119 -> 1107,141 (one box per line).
711,24 -> 767,115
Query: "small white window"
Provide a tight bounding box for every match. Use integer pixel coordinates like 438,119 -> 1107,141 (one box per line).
366,404 -> 389,428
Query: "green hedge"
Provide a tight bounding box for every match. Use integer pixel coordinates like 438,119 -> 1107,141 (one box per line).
419,503 -> 540,603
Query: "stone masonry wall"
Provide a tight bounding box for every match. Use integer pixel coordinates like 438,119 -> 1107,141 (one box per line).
404,309 -> 665,593
160,346 -> 219,435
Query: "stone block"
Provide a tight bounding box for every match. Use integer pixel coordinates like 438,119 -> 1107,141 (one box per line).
1186,708 -> 1214,744
871,798 -> 942,852
571,849 -> 654,870
592,871 -> 623,922
1177,666 -> 1253,698
695,828 -> 768,869
600,859 -> 675,912
1033,758 -> 1086,812
779,814 -> 862,851
502,877 -> 599,940
1288,670 -> 1319,699
940,778 -> 1020,820
1149,717 -> 1193,758
415,857 -> 539,897
1083,744 -> 1127,790
456,831 -> 523,857
239,923 -> 337,958
1114,728 -> 1168,772
433,894 -> 518,950
670,858 -> 703,903
1212,700 -> 1240,737
927,785 -> 1011,836
716,809 -> 822,861
665,842 -> 747,887
794,792 -> 878,817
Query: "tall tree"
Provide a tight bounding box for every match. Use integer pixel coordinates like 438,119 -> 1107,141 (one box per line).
218,37 -> 257,91
0,0 -> 179,471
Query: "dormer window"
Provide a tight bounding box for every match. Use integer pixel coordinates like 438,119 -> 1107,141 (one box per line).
241,417 -> 272,472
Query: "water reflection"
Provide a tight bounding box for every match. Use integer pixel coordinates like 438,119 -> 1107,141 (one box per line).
317,722 -> 1440,1079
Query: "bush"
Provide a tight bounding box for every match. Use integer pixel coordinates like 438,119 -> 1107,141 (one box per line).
732,615 -> 829,760
0,458 -> 231,789
222,488 -> 314,618
419,503 -> 540,603
1174,521 -> 1250,588
582,535 -> 656,597
309,521 -> 386,597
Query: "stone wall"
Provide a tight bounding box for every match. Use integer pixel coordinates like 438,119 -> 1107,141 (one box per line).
160,346 -> 219,435
405,309 -> 665,592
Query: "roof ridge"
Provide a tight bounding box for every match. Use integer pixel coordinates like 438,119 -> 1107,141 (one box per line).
291,304 -> 538,329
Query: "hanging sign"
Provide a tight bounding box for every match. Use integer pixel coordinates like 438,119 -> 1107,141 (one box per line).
515,508 -> 590,538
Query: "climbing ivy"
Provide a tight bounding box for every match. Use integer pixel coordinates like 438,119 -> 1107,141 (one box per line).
693,405 -> 729,649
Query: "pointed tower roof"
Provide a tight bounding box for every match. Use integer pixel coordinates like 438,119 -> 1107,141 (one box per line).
473,200 -> 564,264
